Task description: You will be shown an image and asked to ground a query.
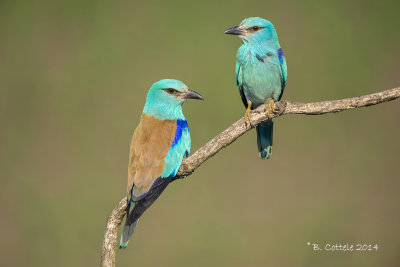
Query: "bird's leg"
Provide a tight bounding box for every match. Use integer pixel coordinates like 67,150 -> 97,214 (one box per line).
266,99 -> 275,115
245,101 -> 254,127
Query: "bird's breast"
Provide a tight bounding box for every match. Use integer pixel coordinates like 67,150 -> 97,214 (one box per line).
240,58 -> 282,107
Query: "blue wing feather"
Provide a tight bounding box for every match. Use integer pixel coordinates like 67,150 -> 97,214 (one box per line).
161,119 -> 190,177
236,61 -> 248,108
277,48 -> 287,101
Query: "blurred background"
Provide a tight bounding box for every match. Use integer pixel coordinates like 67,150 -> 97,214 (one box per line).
1,0 -> 399,266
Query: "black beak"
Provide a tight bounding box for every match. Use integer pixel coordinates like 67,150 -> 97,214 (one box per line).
224,26 -> 244,35
182,89 -> 204,100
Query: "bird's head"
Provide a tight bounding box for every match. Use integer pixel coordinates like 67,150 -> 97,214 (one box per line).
148,79 -> 203,104
143,79 -> 203,119
224,17 -> 277,44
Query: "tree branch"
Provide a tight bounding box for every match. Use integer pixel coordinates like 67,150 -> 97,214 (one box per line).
101,87 -> 399,266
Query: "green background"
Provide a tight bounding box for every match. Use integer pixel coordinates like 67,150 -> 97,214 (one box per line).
1,0 -> 399,266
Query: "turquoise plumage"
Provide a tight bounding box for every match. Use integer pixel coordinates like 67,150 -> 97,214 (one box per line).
120,79 -> 203,248
225,17 -> 287,159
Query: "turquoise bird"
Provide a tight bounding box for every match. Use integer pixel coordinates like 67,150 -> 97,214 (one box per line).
120,79 -> 203,248
224,17 -> 287,159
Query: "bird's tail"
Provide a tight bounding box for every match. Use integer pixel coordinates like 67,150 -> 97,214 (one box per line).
119,202 -> 139,249
256,119 -> 273,159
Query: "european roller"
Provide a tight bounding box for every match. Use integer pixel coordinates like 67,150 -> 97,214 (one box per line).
224,17 -> 287,159
120,79 -> 203,248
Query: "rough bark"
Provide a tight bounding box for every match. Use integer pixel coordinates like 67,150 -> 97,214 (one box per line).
101,87 -> 399,267
101,198 -> 127,267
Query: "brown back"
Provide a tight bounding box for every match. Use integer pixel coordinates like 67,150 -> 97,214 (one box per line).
127,114 -> 176,199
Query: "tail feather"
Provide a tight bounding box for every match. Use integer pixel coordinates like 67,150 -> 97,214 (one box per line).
119,202 -> 139,249
256,119 -> 273,159
119,177 -> 173,249
120,219 -> 139,249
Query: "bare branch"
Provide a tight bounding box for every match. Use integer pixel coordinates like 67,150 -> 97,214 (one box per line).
101,87 -> 399,266
101,199 -> 127,267
175,87 -> 399,178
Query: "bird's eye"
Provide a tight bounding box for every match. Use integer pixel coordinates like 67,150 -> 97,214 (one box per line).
252,26 -> 259,31
164,88 -> 177,94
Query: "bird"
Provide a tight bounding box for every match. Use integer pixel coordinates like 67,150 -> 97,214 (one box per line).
119,79 -> 203,248
224,17 -> 287,159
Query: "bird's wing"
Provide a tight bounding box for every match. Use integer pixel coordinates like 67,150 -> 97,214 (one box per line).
159,119 -> 190,178
277,48 -> 287,101
127,114 -> 177,201
236,61 -> 248,108
126,118 -> 190,224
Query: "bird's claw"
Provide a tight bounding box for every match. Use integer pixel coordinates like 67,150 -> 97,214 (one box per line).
245,101 -> 254,127
266,99 -> 275,116
245,111 -> 254,127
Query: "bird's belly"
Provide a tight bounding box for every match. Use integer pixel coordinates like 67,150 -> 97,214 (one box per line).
241,62 -> 282,108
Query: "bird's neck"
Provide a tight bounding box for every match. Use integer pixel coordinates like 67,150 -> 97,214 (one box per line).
237,40 -> 280,64
143,102 -> 186,121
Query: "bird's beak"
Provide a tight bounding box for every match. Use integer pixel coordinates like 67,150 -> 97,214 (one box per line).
182,89 -> 204,100
224,26 -> 245,35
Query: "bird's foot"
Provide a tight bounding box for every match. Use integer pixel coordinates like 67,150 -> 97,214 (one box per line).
245,101 -> 254,127
266,99 -> 275,116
